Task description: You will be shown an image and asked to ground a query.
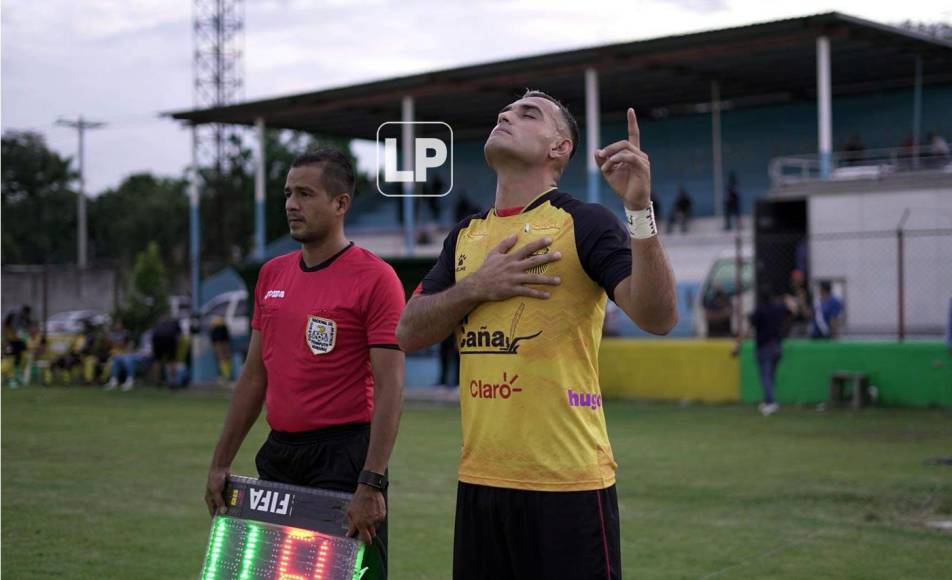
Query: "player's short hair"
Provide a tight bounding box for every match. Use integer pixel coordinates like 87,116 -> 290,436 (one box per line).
291,148 -> 357,198
522,89 -> 579,160
819,281 -> 832,293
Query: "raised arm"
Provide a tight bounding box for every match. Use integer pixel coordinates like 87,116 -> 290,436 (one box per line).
595,107 -> 677,335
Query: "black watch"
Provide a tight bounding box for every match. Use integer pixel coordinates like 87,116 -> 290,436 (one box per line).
358,470 -> 388,492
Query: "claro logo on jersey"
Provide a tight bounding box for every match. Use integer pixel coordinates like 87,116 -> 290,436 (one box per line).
458,303 -> 541,355
470,372 -> 522,400
248,487 -> 294,515
264,290 -> 285,299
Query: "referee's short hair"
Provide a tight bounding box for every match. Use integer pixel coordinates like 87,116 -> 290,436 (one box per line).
522,89 -> 579,160
292,148 -> 357,198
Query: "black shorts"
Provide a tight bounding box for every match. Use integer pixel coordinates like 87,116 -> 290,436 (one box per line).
255,422 -> 387,580
453,482 -> 621,580
152,337 -> 177,362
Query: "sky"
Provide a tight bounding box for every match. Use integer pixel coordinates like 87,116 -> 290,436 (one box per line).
2,0 -> 950,195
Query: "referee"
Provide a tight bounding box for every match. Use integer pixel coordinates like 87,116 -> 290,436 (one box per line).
205,149 -> 405,580
397,91 -> 677,579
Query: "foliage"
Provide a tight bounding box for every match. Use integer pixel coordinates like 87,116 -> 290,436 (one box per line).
1,130 -> 77,264
114,241 -> 169,335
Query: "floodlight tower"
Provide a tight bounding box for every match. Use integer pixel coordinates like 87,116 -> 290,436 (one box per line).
193,0 -> 244,172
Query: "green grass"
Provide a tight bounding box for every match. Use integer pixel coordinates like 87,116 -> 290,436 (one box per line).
2,387 -> 951,579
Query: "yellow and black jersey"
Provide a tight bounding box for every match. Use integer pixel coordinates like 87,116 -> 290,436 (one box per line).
421,188 -> 632,491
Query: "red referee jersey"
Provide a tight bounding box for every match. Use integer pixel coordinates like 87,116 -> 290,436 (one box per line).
251,243 -> 405,432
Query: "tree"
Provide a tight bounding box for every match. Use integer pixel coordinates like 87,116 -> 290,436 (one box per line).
115,241 -> 169,336
197,130 -> 364,269
1,130 -> 78,264
88,173 -> 189,274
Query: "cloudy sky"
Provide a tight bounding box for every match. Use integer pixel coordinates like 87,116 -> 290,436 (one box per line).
2,0 -> 950,194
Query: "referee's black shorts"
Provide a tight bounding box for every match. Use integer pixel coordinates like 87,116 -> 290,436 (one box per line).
453,482 -> 622,580
255,422 -> 388,580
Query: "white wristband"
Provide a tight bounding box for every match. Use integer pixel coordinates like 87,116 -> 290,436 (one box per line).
624,202 -> 657,239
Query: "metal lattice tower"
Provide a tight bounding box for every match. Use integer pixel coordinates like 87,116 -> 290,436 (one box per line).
193,0 -> 244,171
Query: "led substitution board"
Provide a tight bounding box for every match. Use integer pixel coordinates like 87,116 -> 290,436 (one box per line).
200,475 -> 366,580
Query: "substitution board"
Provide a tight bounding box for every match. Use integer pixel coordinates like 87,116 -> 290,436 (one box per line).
200,475 -> 366,580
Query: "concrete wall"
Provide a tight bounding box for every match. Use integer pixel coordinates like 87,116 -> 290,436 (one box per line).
599,339 -> 739,402
809,186 -> 952,336
1,266 -> 123,319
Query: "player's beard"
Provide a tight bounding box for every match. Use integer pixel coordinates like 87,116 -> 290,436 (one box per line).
289,222 -> 325,245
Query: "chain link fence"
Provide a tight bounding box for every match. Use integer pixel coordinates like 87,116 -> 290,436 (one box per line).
756,228 -> 952,339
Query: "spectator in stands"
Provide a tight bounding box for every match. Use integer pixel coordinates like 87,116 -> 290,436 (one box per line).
734,286 -> 793,416
723,173 -> 740,231
667,185 -> 693,234
454,189 -> 480,223
810,281 -> 844,339
210,316 -> 232,385
703,286 -> 733,337
424,173 -> 444,222
841,134 -> 865,166
928,132 -> 950,167
151,315 -> 181,387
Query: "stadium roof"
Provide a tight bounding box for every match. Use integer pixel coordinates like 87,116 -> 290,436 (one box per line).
166,12 -> 952,139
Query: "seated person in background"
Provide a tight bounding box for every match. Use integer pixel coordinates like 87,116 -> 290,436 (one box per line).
811,281 -> 844,339
105,322 -> 139,391
79,320 -> 112,385
3,313 -> 28,387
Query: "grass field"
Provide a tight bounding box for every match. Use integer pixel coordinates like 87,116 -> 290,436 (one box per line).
2,387 -> 951,579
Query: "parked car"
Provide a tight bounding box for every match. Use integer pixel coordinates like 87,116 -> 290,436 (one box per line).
45,310 -> 109,336
692,249 -> 754,337
200,290 -> 249,341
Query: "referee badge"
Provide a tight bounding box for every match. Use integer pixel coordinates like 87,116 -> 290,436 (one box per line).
305,315 -> 337,355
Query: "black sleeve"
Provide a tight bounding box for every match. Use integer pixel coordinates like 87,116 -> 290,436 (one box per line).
420,213 -> 482,295
571,202 -> 633,302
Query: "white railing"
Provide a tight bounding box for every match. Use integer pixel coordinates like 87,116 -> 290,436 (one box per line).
769,146 -> 952,187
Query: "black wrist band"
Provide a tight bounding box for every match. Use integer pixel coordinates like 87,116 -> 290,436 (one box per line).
358,470 -> 388,491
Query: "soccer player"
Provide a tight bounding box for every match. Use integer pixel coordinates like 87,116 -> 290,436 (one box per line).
204,149 -> 405,580
396,91 -> 677,579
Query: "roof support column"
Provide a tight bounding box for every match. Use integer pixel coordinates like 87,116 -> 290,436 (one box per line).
711,80 -> 723,217
912,55 -> 923,169
401,96 -> 416,256
585,68 -> 601,204
817,36 -> 833,179
254,117 -> 267,261
188,127 -> 201,366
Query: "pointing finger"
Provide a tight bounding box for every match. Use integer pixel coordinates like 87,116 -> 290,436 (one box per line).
627,108 -> 640,149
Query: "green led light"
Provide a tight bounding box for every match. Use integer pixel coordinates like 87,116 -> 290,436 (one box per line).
201,517 -> 229,580
351,544 -> 367,580
237,522 -> 260,580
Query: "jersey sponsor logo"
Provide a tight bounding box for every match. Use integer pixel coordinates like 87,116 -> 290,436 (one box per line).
458,303 -> 541,355
248,487 -> 293,515
264,290 -> 286,299
523,221 -> 561,234
566,388 -> 603,410
456,254 -> 467,273
305,315 -> 337,355
469,371 -> 522,400
526,247 -> 550,275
